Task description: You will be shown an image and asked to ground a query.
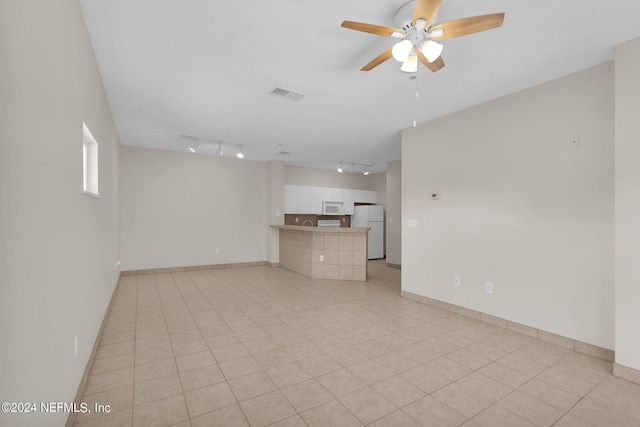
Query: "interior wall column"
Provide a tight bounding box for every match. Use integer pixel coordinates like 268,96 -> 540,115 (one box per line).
614,36 -> 640,384
266,160 -> 285,265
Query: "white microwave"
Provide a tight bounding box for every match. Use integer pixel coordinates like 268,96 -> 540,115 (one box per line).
322,200 -> 344,215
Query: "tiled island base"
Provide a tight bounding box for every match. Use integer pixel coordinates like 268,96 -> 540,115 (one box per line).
272,225 -> 369,281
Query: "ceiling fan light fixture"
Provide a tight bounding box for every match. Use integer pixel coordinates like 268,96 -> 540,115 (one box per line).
392,39 -> 413,62
337,163 -> 343,173
400,54 -> 418,73
236,152 -> 244,159
188,145 -> 197,153
429,28 -> 444,38
421,40 -> 444,63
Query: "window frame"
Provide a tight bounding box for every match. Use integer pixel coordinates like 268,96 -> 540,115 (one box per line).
81,122 -> 101,199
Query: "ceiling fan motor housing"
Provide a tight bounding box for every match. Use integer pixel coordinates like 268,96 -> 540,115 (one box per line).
394,0 -> 432,48
394,0 -> 425,30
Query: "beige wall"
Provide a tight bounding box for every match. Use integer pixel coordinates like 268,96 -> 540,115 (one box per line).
386,160 -> 402,266
369,172 -> 387,207
614,37 -> 640,372
0,1 -> 121,426
120,146 -> 267,270
402,62 -> 615,349
285,164 -> 372,189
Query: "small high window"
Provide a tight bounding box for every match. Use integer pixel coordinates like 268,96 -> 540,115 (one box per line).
82,122 -> 99,197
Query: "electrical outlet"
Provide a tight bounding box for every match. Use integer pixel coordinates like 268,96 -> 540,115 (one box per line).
114,260 -> 121,270
275,210 -> 280,217
408,219 -> 418,227
215,248 -> 220,254
342,217 -> 345,222
484,282 -> 493,294
295,217 -> 299,223
454,276 -> 461,286
319,255 -> 324,262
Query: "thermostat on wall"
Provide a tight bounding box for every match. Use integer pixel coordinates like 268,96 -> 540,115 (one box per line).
431,192 -> 441,200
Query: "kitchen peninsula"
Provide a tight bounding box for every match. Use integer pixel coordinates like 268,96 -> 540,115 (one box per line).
270,225 -> 370,281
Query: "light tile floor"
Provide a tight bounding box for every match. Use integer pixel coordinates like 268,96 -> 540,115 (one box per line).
75,261 -> 640,427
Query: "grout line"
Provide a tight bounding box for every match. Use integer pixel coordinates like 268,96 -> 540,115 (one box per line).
73,262 -> 634,426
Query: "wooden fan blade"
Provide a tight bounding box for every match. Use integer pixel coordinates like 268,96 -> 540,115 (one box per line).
341,21 -> 404,37
416,49 -> 445,72
430,13 -> 505,40
361,48 -> 393,71
412,0 -> 442,28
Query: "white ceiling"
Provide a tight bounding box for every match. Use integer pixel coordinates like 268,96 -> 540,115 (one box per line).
80,0 -> 640,173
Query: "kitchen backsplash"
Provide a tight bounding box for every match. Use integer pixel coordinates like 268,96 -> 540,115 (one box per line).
284,214 -> 351,227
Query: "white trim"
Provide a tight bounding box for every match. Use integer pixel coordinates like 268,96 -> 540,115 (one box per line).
82,122 -> 99,195
80,190 -> 103,200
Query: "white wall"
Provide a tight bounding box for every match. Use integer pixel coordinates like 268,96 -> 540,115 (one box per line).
614,37 -> 640,372
402,62 -> 615,349
386,160 -> 402,266
0,1 -> 121,426
120,146 -> 267,270
285,164 -> 372,189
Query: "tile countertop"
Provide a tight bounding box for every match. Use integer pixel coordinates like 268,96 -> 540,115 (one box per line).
270,225 -> 370,233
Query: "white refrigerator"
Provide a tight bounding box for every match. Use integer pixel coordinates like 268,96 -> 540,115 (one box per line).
352,205 -> 384,259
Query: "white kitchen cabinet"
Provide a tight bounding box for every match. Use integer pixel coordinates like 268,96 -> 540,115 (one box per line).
298,186 -> 311,214
322,187 -> 334,202
364,190 -> 378,203
353,189 -> 377,204
310,186 -> 323,214
284,185 -> 299,214
286,185 -> 376,214
333,188 -> 343,203
342,189 -> 354,215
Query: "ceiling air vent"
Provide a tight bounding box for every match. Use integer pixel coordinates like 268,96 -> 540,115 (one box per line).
278,151 -> 291,155
267,87 -> 306,102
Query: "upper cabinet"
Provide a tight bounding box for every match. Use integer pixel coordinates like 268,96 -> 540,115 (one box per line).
353,189 -> 378,204
284,185 -> 300,214
342,189 -> 354,215
298,186 -> 311,214
284,185 -> 377,215
310,187 -> 323,214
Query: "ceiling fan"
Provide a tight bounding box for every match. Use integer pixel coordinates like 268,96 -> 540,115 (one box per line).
341,0 -> 505,73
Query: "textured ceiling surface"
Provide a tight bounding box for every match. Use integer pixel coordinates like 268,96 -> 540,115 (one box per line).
80,0 -> 640,172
